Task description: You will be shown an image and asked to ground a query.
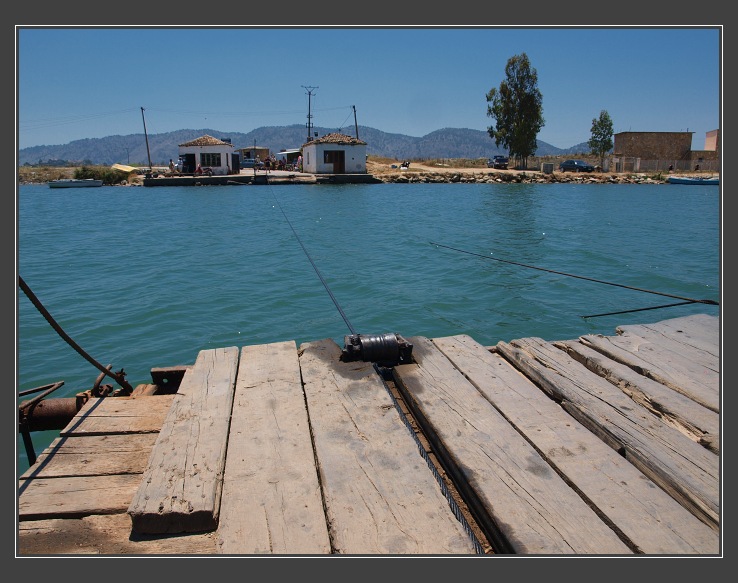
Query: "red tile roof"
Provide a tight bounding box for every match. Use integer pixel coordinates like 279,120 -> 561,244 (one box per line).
304,132 -> 367,146
179,135 -> 234,147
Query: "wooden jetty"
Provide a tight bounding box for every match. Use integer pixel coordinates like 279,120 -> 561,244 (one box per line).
17,313 -> 721,556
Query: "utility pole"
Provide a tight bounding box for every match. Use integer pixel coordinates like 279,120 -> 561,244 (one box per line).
353,105 -> 359,140
140,107 -> 153,174
302,85 -> 318,142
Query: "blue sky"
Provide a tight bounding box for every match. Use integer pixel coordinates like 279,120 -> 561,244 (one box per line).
17,26 -> 721,151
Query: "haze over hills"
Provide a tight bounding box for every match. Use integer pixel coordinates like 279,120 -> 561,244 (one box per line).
18,124 -> 590,167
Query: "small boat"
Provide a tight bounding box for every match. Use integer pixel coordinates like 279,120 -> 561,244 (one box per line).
667,176 -> 719,185
48,178 -> 103,188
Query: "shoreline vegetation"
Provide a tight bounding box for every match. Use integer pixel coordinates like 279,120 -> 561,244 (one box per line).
18,156 -> 716,186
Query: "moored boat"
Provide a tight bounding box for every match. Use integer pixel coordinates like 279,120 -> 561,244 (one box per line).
667,176 -> 719,185
48,178 -> 103,188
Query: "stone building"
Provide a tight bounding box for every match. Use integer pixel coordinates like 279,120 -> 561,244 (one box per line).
612,130 -> 719,172
613,132 -> 693,160
236,146 -> 271,164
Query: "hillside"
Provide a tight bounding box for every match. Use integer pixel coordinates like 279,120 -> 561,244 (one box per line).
18,124 -> 590,167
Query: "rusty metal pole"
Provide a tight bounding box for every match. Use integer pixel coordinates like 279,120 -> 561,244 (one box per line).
18,276 -> 134,393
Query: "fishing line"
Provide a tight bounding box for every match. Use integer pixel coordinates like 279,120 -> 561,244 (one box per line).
264,180 -> 412,368
430,241 -> 719,307
582,300 -> 699,319
268,186 -> 357,336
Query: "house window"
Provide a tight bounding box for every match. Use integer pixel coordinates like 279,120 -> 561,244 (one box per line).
200,153 -> 221,167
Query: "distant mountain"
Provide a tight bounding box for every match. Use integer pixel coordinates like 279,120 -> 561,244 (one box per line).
18,124 -> 590,167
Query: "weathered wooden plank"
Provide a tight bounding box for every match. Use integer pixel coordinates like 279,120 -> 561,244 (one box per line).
497,337 -> 719,530
217,341 -> 331,555
432,334 -> 719,554
127,347 -> 239,534
579,328 -> 718,413
60,394 -> 175,436
616,314 -> 719,360
557,339 -> 720,453
393,336 -> 632,555
299,338 -> 477,555
614,324 -> 719,379
130,383 -> 159,396
19,434 -> 159,479
18,513 -> 218,555
19,475 -> 142,521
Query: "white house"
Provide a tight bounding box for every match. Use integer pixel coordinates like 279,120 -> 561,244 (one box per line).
301,133 -> 367,174
178,135 -> 236,175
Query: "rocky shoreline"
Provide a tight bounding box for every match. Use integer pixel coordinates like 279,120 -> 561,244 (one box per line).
372,170 -> 670,185
362,160 -> 699,185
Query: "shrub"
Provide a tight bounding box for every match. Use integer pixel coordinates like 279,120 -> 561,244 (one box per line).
73,165 -> 130,185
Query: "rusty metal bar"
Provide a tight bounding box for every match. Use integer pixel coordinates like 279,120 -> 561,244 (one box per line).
19,397 -> 81,432
18,381 -> 65,411
19,381 -> 65,398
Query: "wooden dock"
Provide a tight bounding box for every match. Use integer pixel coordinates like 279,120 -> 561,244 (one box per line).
17,313 -> 721,555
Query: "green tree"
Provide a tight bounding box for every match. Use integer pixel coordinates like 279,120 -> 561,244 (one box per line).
486,53 -> 544,169
588,110 -> 614,170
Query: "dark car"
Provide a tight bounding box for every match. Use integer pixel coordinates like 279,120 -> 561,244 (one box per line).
559,159 -> 595,173
487,155 -> 509,169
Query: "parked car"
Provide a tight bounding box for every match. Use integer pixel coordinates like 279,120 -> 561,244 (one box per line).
559,159 -> 595,173
487,155 -> 509,169
242,158 -> 264,169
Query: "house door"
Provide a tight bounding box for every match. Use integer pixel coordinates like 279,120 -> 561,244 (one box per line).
182,153 -> 197,174
324,150 -> 346,174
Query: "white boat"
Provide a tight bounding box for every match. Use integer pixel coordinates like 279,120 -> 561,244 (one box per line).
48,179 -> 103,188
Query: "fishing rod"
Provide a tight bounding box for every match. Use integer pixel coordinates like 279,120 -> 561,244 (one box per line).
430,242 -> 719,317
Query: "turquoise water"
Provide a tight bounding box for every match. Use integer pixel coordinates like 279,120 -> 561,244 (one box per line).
17,181 -> 721,472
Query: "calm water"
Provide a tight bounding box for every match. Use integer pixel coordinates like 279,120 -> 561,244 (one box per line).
16,181 -> 721,472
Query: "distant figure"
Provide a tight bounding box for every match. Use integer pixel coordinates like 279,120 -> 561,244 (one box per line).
668,164 -> 674,172
297,155 -> 303,172
195,164 -> 203,176
169,159 -> 175,173
695,164 -> 700,171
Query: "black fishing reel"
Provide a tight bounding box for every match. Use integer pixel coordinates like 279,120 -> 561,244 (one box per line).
341,333 -> 413,367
